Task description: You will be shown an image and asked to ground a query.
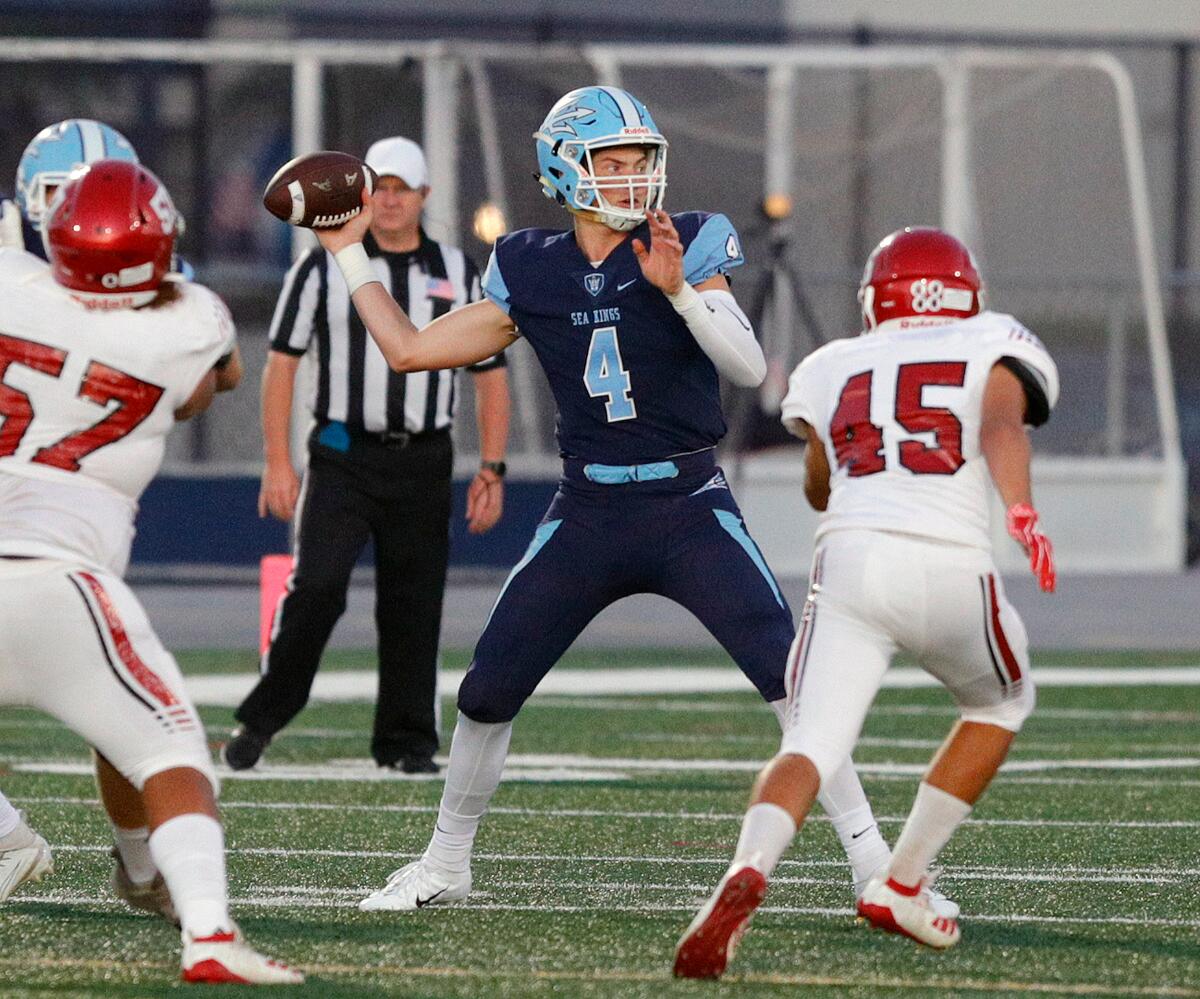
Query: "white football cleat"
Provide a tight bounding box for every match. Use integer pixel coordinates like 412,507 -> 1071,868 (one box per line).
855,863 -> 959,920
358,859 -> 471,912
181,925 -> 304,985
110,847 -> 179,926
0,812 -> 53,903
857,874 -> 960,949
673,864 -> 767,979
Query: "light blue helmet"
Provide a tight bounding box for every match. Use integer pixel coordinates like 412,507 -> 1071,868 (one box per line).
16,119 -> 139,229
534,86 -> 667,232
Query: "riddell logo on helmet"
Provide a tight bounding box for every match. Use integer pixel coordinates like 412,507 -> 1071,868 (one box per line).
620,127 -> 652,136
897,317 -> 956,330
70,291 -> 141,310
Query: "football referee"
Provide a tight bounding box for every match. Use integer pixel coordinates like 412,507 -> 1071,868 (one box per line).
225,136 -> 510,774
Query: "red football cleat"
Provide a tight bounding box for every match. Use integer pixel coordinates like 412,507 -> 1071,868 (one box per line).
673,865 -> 767,979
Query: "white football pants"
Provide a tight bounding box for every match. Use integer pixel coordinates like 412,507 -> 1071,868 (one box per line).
0,558 -> 217,792
781,529 -> 1034,783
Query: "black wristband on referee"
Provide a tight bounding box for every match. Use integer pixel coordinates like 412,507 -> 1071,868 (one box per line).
480,460 -> 507,478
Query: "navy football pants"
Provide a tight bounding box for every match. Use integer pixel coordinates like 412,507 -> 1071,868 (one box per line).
458,459 -> 793,723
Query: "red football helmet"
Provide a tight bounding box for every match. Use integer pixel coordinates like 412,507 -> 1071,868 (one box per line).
42,159 -> 179,309
858,226 -> 984,331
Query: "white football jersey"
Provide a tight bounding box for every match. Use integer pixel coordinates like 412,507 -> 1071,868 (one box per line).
781,311 -> 1058,551
0,255 -> 235,574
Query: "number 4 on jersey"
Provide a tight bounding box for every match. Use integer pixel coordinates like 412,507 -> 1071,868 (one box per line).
584,326 -> 636,422
830,370 -> 885,476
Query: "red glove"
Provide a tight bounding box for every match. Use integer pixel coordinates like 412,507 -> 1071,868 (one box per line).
1006,502 -> 1055,593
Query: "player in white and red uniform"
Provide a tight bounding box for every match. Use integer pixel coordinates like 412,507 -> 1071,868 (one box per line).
0,118 -> 214,922
0,160 -> 301,985
675,227 -> 1058,976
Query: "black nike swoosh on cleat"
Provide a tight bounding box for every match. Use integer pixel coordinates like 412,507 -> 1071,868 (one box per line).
415,887 -> 448,908
850,825 -> 876,839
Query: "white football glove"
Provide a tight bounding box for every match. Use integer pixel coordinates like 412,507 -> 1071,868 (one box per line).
0,200 -> 25,250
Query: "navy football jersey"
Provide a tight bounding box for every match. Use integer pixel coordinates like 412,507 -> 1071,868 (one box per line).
482,211 -> 745,464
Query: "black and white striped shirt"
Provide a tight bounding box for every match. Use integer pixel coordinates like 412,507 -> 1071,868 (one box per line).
268,230 -> 505,434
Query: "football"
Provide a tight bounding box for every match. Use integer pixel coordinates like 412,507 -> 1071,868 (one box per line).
262,151 -> 377,229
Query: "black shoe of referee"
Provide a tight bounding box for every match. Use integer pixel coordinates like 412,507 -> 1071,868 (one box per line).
379,755 -> 440,775
222,727 -> 271,770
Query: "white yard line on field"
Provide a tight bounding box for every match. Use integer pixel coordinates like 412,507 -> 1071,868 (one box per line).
10,754 -> 1200,785
528,699 -> 1200,723
15,889 -> 1200,930
629,733 -> 1200,754
180,665 -> 1200,706
8,760 -> 624,782
1,703 -> 1195,731
14,793 -> 1200,831
0,713 -> 1191,738
37,843 -> 1200,879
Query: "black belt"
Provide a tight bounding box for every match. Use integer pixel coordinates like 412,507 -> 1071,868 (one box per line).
316,420 -> 450,451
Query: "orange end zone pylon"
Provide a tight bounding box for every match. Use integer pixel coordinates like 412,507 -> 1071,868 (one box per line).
259,554 -> 293,655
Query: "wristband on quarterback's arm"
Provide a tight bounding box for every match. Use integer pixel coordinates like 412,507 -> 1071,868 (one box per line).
665,284 -> 766,388
333,243 -> 379,295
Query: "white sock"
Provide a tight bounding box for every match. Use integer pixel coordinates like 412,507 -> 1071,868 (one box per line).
888,782 -> 972,889
818,758 -> 892,889
113,825 -> 157,884
148,813 -> 230,937
0,792 -> 20,838
769,703 -> 890,888
425,713 -> 513,875
731,803 -> 796,877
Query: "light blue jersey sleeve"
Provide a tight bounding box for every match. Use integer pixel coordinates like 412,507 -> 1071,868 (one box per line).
682,213 -> 744,285
481,247 -> 512,315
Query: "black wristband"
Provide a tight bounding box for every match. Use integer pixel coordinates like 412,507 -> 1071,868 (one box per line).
480,460 -> 507,478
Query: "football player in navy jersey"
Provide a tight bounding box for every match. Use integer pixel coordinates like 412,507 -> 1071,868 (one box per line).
317,85 -> 955,918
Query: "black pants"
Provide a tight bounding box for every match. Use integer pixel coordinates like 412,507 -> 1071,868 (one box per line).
236,426 -> 452,763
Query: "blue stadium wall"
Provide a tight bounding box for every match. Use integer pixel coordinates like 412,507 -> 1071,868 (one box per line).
131,474 -> 558,569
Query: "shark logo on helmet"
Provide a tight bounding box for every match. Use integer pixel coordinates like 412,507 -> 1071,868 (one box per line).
547,103 -> 599,139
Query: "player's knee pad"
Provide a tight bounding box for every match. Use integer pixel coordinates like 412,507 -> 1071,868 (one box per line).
456,666 -> 524,724
127,751 -> 220,798
959,678 -> 1036,733
778,729 -> 853,789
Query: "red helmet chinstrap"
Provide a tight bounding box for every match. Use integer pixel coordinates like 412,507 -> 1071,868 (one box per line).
858,226 -> 984,330
43,159 -> 179,309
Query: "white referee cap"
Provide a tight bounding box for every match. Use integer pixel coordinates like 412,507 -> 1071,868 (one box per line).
365,136 -> 428,189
